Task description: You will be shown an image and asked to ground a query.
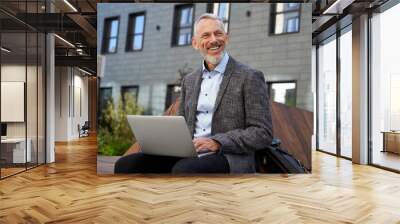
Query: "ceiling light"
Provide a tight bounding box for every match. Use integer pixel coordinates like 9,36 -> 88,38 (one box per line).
1,47 -> 11,53
63,0 -> 78,12
76,48 -> 84,55
54,34 -> 75,48
323,0 -> 342,14
322,0 -> 354,15
78,67 -> 93,76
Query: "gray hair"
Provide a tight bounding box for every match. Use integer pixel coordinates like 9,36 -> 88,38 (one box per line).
193,13 -> 225,36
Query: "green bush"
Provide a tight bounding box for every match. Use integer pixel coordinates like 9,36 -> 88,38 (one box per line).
98,93 -> 143,156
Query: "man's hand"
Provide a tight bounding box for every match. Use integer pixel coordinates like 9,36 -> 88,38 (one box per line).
193,137 -> 221,153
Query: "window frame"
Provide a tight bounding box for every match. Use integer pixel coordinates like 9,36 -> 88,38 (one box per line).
171,4 -> 195,47
120,85 -> 139,109
206,3 -> 231,33
368,5 -> 400,172
126,12 -> 146,52
269,3 -> 301,36
101,16 -> 120,54
99,87 -> 113,112
165,84 -> 181,110
315,24 -> 353,161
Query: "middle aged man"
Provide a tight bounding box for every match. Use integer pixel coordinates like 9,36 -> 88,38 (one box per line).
114,13 -> 273,174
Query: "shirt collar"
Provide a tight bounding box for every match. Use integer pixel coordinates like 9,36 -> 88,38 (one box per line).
202,52 -> 229,75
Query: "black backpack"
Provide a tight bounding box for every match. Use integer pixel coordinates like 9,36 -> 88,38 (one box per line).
255,139 -> 308,174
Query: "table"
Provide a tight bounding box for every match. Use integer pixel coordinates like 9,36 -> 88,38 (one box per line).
381,131 -> 400,154
1,138 -> 31,163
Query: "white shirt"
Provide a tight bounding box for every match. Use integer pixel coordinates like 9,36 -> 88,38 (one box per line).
194,53 -> 230,138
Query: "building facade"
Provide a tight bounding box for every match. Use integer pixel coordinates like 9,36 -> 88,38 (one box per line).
98,3 -> 312,115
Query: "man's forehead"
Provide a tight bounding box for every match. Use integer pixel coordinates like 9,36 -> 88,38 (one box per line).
196,19 -> 225,33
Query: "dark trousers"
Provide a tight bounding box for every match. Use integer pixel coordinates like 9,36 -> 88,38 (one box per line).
114,153 -> 230,174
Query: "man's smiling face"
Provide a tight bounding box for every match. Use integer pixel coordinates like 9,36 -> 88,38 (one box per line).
192,18 -> 229,67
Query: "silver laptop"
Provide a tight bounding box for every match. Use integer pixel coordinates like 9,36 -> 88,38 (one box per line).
127,115 -> 209,158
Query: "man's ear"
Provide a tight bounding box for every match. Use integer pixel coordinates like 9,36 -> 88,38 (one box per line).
225,34 -> 230,45
192,37 -> 198,50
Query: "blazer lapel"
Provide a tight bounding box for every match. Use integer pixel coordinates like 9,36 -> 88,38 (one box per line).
213,57 -> 236,113
188,68 -> 202,136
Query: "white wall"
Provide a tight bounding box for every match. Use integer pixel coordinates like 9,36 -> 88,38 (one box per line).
1,65 -> 40,138
1,63 -> 46,164
54,67 -> 89,141
71,72 -> 89,138
1,66 -> 26,130
46,32 -> 55,163
55,67 -> 69,141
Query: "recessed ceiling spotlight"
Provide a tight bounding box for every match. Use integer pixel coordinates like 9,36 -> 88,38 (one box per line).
1,47 -> 11,53
78,67 -> 93,76
63,0 -> 78,12
54,34 -> 75,48
322,0 -> 353,15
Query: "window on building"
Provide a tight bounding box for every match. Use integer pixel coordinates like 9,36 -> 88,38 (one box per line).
99,87 -> 112,112
165,84 -> 181,110
126,12 -> 145,51
121,86 -> 139,109
207,3 -> 230,33
270,3 -> 301,35
268,81 -> 297,107
172,4 -> 194,46
102,17 -> 120,53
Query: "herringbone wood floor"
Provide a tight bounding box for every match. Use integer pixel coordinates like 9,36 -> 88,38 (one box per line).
1,136 -> 400,223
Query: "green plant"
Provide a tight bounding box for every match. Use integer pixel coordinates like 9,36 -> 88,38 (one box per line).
98,93 -> 143,156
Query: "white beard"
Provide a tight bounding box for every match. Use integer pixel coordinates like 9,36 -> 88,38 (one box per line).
204,55 -> 219,65
202,51 -> 224,65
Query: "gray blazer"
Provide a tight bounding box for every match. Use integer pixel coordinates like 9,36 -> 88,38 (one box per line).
178,57 -> 273,173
